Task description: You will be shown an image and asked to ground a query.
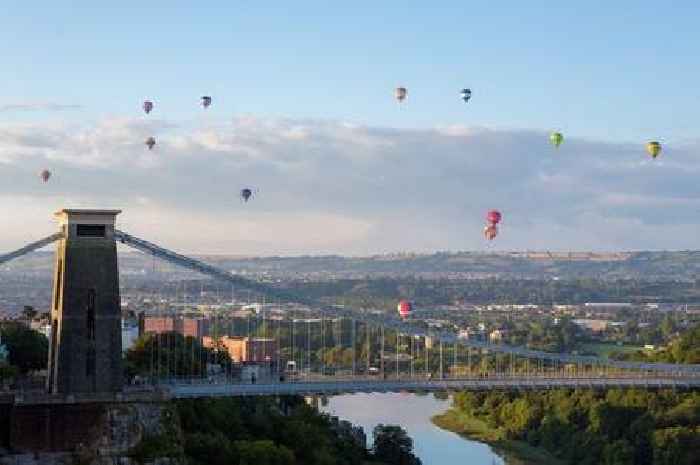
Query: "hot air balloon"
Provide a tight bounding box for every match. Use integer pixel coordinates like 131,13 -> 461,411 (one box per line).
484,224 -> 498,241
201,96 -> 212,108
460,88 -> 472,103
486,210 -> 502,226
145,137 -> 156,150
394,87 -> 407,103
397,300 -> 412,319
550,132 -> 563,148
240,188 -> 254,202
39,169 -> 51,183
143,100 -> 154,114
647,141 -> 662,159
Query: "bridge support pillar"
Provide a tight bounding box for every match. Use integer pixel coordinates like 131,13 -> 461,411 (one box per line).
47,209 -> 123,394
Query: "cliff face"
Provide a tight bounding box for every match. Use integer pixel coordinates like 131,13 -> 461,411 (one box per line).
0,401 -> 184,465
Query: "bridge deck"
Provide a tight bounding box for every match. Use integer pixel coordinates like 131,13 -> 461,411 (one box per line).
8,376 -> 699,405
169,377 -> 700,398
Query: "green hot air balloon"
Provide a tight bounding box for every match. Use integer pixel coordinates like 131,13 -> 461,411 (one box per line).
550,132 -> 564,148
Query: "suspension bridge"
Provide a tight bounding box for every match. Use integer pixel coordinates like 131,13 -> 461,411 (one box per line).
1,209 -> 699,407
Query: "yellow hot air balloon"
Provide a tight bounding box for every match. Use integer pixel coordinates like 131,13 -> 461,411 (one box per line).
646,141 -> 662,159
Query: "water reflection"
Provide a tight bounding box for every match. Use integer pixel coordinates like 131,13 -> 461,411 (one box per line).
321,392 -> 504,465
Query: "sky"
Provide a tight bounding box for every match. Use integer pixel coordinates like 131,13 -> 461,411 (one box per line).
0,2 -> 698,254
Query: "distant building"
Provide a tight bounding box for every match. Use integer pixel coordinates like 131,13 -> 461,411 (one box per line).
242,303 -> 263,314
122,320 -> 139,351
139,314 -> 210,339
0,334 -> 8,364
584,303 -> 632,309
684,306 -> 700,315
459,327 -> 485,341
487,304 -> 539,312
30,321 -> 51,340
457,329 -> 471,340
573,319 -> 625,333
552,305 -> 577,316
489,329 -> 509,343
203,336 -> 277,363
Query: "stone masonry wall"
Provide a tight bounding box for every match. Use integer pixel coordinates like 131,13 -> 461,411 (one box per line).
1,401 -> 183,465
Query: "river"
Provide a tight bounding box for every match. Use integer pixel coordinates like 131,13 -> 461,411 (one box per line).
321,392 -> 505,465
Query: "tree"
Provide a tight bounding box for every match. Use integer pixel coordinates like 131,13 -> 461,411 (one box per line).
653,427 -> 700,465
125,333 -> 231,379
0,323 -> 48,373
235,440 -> 295,465
0,364 -> 18,383
660,315 -> 676,340
589,403 -> 643,442
602,439 -> 635,465
669,325 -> 700,364
183,432 -> 236,465
373,424 -> 422,465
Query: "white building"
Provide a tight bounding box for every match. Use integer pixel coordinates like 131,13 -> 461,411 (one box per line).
122,321 -> 140,352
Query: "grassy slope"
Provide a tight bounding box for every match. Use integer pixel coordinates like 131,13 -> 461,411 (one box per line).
432,409 -> 564,465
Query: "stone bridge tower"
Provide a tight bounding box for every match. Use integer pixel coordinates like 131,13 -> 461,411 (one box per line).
47,209 -> 123,394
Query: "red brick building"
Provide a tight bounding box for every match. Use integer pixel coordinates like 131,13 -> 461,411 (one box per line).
202,336 -> 277,363
139,315 -> 210,339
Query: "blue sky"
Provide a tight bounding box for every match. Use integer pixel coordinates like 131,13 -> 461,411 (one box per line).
0,3 -> 699,254
1,2 -> 698,142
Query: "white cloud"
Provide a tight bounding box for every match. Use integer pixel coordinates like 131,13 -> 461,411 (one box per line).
0,116 -> 698,254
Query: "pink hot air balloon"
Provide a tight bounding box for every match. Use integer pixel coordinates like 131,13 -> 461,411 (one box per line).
486,210 -> 502,226
397,300 -> 412,319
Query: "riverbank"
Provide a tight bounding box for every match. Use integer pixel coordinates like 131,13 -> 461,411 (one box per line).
431,409 -> 563,465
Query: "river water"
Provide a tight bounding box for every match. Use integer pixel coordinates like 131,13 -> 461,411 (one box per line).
321,392 -> 505,465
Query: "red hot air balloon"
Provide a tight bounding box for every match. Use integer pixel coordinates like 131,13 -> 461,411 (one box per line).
484,224 -> 498,241
486,210 -> 502,225
397,300 -> 412,319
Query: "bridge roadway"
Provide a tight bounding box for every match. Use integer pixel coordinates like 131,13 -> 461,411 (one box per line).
168,376 -> 700,398
6,376 -> 700,406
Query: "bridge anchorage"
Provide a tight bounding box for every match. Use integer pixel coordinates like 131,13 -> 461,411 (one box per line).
0,208 -> 698,405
